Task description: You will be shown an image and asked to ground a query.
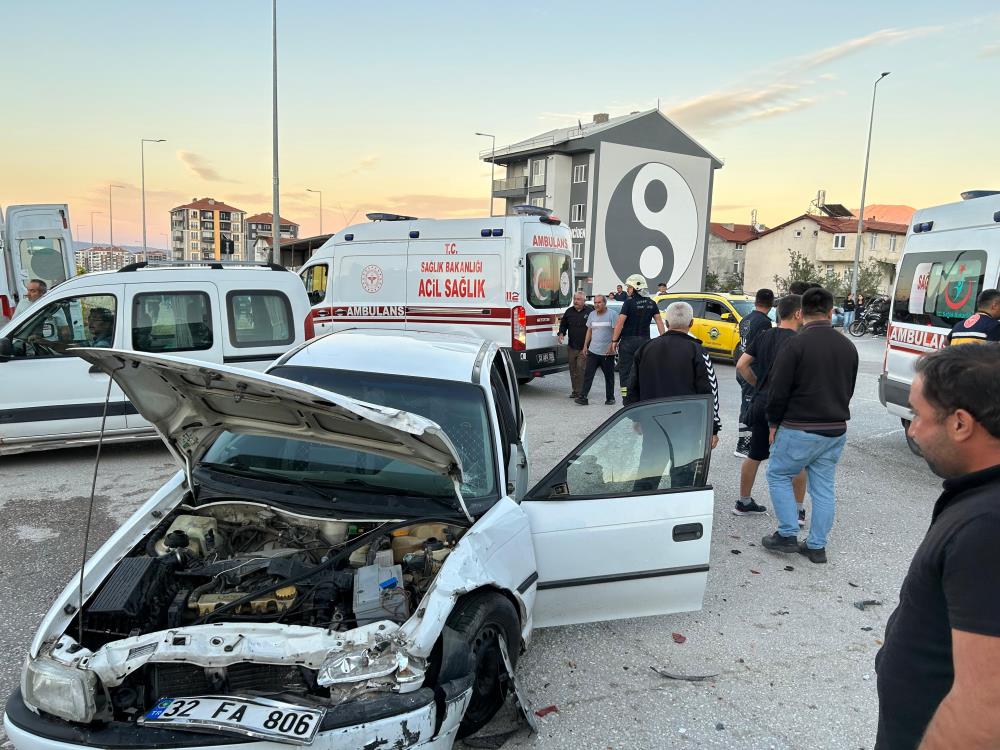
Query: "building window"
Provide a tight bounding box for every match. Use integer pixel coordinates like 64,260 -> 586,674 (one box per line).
530,159 -> 545,187
870,233 -> 878,250
826,264 -> 834,274
570,203 -> 586,223
573,164 -> 586,183
733,260 -> 740,273
735,243 -> 746,251
833,234 -> 847,249
794,230 -> 802,238
572,241 -> 583,261
889,235 -> 897,252
530,197 -> 545,208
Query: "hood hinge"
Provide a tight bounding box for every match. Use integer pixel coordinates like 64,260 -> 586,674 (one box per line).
451,471 -> 474,524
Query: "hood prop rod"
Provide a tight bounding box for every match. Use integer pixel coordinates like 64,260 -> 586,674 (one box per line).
78,363 -> 120,646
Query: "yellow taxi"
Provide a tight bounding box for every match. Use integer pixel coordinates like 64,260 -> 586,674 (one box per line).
652,292 -> 757,359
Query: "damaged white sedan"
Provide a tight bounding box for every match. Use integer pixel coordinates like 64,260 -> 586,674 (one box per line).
4,329 -> 715,750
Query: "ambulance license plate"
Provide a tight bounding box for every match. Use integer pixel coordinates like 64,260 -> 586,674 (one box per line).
140,696 -> 325,745
537,351 -> 555,364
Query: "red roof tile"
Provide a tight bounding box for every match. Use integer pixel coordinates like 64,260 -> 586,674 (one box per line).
709,222 -> 759,243
171,197 -> 244,213
756,213 -> 908,239
245,212 -> 299,226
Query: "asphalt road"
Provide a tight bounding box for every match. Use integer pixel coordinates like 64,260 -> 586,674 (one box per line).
0,333 -> 937,749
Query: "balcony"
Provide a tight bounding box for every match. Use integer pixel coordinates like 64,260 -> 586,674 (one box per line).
493,176 -> 529,195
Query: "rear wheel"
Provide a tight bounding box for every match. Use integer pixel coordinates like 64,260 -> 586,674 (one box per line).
516,376 -> 534,386
902,418 -> 922,456
848,319 -> 867,337
447,591 -> 521,739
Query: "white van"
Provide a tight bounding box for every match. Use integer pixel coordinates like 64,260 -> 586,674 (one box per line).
299,208 -> 573,383
0,261 -> 314,455
0,204 -> 76,325
879,191 -> 1000,447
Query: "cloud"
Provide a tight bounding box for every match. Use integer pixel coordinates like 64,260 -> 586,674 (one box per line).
339,155 -> 380,178
980,42 -> 1000,57
794,26 -> 940,69
818,72 -> 838,81
177,150 -> 237,182
667,83 -> 815,132
379,194 -> 488,218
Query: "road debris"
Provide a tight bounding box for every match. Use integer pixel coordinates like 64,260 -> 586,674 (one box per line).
731,549 -> 742,555
784,565 -> 795,571
534,705 -> 559,718
854,599 -> 883,611
672,632 -> 687,644
650,666 -> 720,681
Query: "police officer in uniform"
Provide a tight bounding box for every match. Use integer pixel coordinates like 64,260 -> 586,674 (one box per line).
611,274 -> 665,401
947,289 -> 1000,345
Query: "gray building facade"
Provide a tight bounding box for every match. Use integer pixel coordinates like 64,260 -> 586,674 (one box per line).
484,110 -> 722,295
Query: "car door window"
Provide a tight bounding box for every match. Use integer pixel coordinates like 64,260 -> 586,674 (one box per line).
529,396 -> 711,499
132,292 -> 213,352
226,290 -> 294,347
703,300 -> 726,321
10,294 -> 117,357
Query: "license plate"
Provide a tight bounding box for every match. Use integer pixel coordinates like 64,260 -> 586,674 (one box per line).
140,696 -> 325,745
537,351 -> 555,364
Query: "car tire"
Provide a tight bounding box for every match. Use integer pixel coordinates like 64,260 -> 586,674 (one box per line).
902,418 -> 922,456
516,377 -> 534,385
447,590 -> 521,739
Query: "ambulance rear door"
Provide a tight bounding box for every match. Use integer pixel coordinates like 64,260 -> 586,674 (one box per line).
2,204 -> 75,320
519,220 -> 572,373
405,221 -> 507,344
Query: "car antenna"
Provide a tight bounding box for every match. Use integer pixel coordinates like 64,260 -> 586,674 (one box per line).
77,361 -> 119,646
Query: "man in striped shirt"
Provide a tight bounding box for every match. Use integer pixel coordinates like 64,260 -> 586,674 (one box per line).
947,289 -> 1000,345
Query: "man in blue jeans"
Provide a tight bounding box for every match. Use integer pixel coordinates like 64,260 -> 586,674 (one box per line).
762,286 -> 859,563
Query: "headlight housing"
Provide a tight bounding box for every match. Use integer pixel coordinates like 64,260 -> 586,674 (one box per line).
23,658 -> 98,724
317,642 -> 425,692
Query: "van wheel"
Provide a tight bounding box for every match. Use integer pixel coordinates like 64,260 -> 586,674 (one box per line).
516,377 -> 534,385
902,419 -> 922,456
446,591 -> 521,739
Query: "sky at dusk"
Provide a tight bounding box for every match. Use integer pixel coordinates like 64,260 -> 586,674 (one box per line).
2,1 -> 999,247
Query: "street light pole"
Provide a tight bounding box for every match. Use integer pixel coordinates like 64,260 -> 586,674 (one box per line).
850,71 -> 890,299
306,188 -> 323,235
271,0 -> 280,265
140,138 -> 166,257
475,132 -> 496,216
109,185 -> 125,248
90,211 -> 102,245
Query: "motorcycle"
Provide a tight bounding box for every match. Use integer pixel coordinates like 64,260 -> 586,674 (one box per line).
848,300 -> 889,337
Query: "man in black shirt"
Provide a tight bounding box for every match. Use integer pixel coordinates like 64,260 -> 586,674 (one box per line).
734,293 -> 804,517
611,285 -> 628,302
735,288 -> 775,458
875,345 -> 1000,749
762,287 -> 858,563
558,291 -> 593,399
611,274 -> 665,401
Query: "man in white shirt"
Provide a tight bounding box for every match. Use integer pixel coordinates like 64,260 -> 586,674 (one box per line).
13,279 -> 47,319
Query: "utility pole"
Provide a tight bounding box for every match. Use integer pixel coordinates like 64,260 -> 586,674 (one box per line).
271,0 -> 280,265
306,188 -> 323,234
90,211 -> 102,245
475,132 -> 496,216
850,72 -> 890,298
140,138 -> 166,256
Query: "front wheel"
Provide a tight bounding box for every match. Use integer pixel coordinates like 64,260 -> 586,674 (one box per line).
848,319 -> 868,337
447,591 -> 522,739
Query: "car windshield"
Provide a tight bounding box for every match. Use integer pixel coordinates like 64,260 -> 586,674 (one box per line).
730,300 -> 754,318
200,367 -> 497,505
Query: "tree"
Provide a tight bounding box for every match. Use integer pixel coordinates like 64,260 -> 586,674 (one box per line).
704,270 -> 721,292
772,250 -> 823,294
720,270 -> 744,293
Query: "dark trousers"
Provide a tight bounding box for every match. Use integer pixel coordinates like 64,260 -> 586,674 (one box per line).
617,335 -> 648,397
567,346 -> 587,396
581,352 -> 615,400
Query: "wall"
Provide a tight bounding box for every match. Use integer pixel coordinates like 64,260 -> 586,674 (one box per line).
707,235 -> 746,282
743,220 -> 821,293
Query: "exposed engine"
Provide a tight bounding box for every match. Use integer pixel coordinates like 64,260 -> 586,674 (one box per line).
76,503 -> 467,719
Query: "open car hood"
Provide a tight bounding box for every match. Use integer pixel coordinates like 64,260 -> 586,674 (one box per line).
77,348 -> 465,489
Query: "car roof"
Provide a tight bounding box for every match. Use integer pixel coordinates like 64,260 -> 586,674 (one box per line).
52,266 -> 299,290
279,328 -> 493,384
656,292 -> 752,301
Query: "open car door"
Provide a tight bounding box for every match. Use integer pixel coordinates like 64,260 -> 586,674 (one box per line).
521,395 -> 714,627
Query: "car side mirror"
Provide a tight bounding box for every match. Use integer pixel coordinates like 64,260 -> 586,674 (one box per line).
720,312 -> 733,321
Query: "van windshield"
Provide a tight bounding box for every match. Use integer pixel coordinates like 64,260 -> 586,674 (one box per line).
892,249 -> 988,329
18,238 -> 68,289
526,253 -> 572,309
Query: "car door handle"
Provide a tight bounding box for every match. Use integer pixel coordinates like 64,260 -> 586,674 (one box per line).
672,523 -> 703,542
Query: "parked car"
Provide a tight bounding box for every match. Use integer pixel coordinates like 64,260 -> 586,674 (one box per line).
5,329 -> 716,750
0,261 -> 314,455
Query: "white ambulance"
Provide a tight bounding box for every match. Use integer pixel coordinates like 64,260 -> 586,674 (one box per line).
879,190 -> 1000,451
299,207 -> 574,383
0,204 -> 76,326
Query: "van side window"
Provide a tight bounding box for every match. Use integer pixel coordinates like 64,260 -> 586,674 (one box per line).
10,294 -> 117,357
132,292 -> 213,353
526,252 -> 572,309
227,290 -> 294,347
302,265 -> 328,305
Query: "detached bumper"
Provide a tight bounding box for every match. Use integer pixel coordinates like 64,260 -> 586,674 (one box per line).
4,679 -> 472,750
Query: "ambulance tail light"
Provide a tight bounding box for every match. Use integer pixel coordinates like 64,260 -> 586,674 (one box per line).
304,310 -> 316,340
512,306 -> 526,351
0,295 -> 11,320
